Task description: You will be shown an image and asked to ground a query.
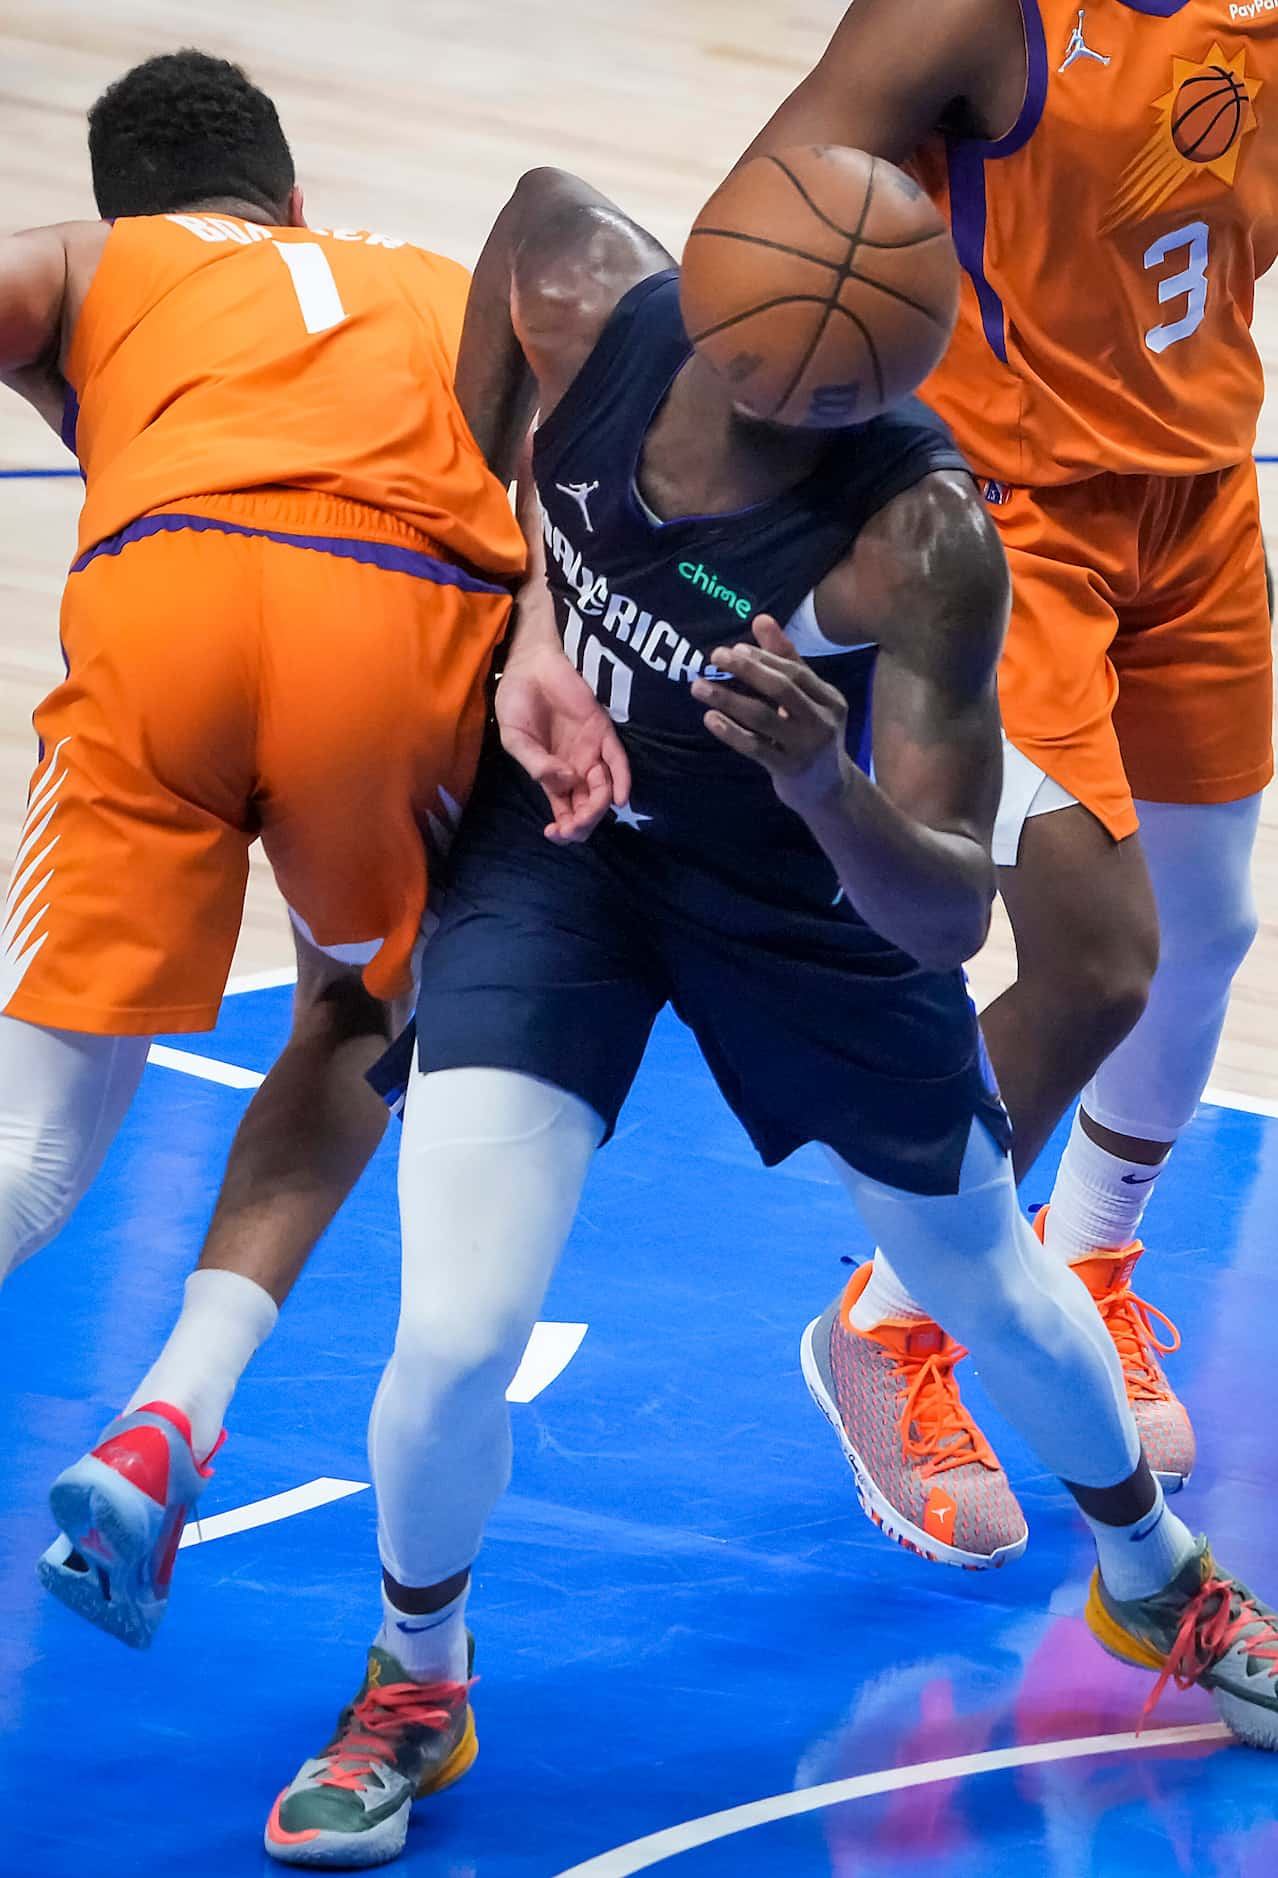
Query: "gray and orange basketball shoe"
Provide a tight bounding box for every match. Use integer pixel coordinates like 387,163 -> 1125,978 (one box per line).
802,1263 -> 1028,1569
1034,1207 -> 1195,1492
1088,1537 -> 1278,1750
37,1401 -> 217,1649
265,1643 -> 477,1867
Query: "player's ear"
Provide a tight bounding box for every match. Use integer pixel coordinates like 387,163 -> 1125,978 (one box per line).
287,185 -> 308,229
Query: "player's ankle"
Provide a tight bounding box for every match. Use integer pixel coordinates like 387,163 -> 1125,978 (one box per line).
846,1251 -> 930,1330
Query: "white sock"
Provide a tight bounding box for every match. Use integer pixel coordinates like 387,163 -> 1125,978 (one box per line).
1043,1109 -> 1169,1264
378,1581 -> 471,1685
848,1249 -> 929,1330
125,1268 -> 279,1462
1083,1481 -> 1197,1602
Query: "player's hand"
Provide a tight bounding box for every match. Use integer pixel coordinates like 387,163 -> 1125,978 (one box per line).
692,615 -> 853,817
497,641 -> 632,845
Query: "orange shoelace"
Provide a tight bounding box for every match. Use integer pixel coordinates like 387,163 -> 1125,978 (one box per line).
1092,1279 -> 1181,1402
318,1680 -> 468,1792
893,1343 -> 1001,1477
1144,1575 -> 1278,1724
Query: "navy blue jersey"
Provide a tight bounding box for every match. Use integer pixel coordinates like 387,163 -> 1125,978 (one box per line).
533,268 -> 968,865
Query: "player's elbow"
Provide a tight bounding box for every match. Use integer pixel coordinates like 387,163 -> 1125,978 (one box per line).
910,869 -> 995,972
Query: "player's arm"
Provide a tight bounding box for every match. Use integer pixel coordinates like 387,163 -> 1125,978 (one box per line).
0,227 -> 70,424
498,437 -> 632,843
693,473 -> 1009,970
454,166 -> 672,484
737,0 -> 1020,166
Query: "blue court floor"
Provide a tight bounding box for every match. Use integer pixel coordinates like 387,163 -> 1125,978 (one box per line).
2,984 -> 1276,1877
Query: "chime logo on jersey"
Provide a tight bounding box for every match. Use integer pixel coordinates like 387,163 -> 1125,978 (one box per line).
1102,45 -> 1263,233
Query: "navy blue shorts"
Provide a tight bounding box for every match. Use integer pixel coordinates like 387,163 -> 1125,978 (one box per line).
409,755 -> 1010,1197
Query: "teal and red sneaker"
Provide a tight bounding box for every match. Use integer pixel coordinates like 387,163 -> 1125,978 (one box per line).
265,1643 -> 478,1868
1087,1536 -> 1278,1749
37,1401 -> 217,1650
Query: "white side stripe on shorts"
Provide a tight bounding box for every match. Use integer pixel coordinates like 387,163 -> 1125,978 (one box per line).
0,739 -> 69,1010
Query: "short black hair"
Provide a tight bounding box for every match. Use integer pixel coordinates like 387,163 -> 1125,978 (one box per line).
88,49 -> 295,221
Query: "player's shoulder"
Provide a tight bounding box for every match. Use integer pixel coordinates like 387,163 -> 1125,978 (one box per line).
819,465 -> 1009,661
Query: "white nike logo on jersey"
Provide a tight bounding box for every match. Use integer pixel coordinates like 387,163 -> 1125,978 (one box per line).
1059,10 -> 1109,71
557,480 -> 600,533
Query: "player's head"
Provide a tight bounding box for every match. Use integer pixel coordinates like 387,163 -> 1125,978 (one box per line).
88,50 -> 302,225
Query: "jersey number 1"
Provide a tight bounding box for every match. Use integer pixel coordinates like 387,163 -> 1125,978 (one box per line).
276,244 -> 348,334
1144,222 -> 1208,356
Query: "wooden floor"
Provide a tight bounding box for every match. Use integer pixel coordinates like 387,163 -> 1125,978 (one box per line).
2,2 -> 1275,1096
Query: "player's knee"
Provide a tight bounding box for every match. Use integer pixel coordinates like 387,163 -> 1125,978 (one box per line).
0,1117 -> 88,1281
1024,908 -> 1158,1052
391,1301 -> 531,1410
1159,892 -> 1258,990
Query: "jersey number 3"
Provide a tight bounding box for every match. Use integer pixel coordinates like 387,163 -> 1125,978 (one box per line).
1143,222 -> 1208,356
276,244 -> 348,335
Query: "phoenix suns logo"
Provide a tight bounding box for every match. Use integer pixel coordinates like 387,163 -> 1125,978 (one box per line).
1102,44 -> 1262,232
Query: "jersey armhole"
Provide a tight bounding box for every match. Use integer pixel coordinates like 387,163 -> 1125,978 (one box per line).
533,268 -> 680,463
785,589 -> 874,659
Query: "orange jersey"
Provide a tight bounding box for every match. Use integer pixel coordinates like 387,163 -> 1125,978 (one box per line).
912,0 -> 1278,482
66,213 -> 525,576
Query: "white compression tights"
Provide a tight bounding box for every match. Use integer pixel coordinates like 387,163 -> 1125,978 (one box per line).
0,1017 -> 151,1290
376,1069 -> 1141,1594
1083,794 -> 1262,1141
833,1122 -> 1139,1489
371,1065 -> 604,1589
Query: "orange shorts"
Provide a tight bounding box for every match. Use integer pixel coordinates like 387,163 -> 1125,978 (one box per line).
989,458 -> 1274,842
1,491 -> 511,1035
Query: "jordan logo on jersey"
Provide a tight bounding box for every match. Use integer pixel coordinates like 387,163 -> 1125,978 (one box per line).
1102,45 -> 1263,232
1059,11 -> 1109,74
556,480 -> 600,532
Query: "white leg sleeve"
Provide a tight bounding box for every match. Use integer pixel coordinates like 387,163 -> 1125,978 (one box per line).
1083,794 -> 1262,1141
0,1018 -> 150,1289
832,1123 -> 1141,1489
371,1065 -> 603,1589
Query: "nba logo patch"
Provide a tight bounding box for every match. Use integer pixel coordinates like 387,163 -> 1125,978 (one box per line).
981,479 -> 1011,507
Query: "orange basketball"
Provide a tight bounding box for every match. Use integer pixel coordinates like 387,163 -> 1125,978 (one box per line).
1171,67 -> 1248,163
680,146 -> 960,429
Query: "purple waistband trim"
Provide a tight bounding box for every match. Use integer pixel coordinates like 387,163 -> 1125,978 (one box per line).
71,511 -> 510,595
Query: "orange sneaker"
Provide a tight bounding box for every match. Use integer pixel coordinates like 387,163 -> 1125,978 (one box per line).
801,1264 -> 1028,1569
1035,1208 -> 1195,1492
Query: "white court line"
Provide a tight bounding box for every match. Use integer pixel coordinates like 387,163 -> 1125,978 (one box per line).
224,966 -> 299,995
550,1723 -> 1231,1877
146,1043 -> 264,1090
179,1477 -> 367,1549
1204,1082 -> 1278,1122
508,1322 -> 589,1403
150,1027 -> 1278,1133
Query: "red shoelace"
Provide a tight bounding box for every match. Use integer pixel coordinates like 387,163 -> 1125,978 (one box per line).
896,1344 -> 1001,1478
1145,1574 -> 1278,1724
317,1680 -> 468,1792
1092,1281 -> 1181,1403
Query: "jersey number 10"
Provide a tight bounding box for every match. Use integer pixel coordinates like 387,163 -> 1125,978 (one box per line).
1143,222 -> 1208,356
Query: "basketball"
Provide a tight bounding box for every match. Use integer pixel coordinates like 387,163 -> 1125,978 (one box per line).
680,145 -> 960,429
1171,67 -> 1248,163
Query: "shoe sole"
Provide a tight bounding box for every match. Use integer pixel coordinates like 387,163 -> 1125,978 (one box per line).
264,1710 -> 479,1868
1084,1574 -> 1278,1751
801,1317 -> 1029,1572
40,1458 -> 178,1651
